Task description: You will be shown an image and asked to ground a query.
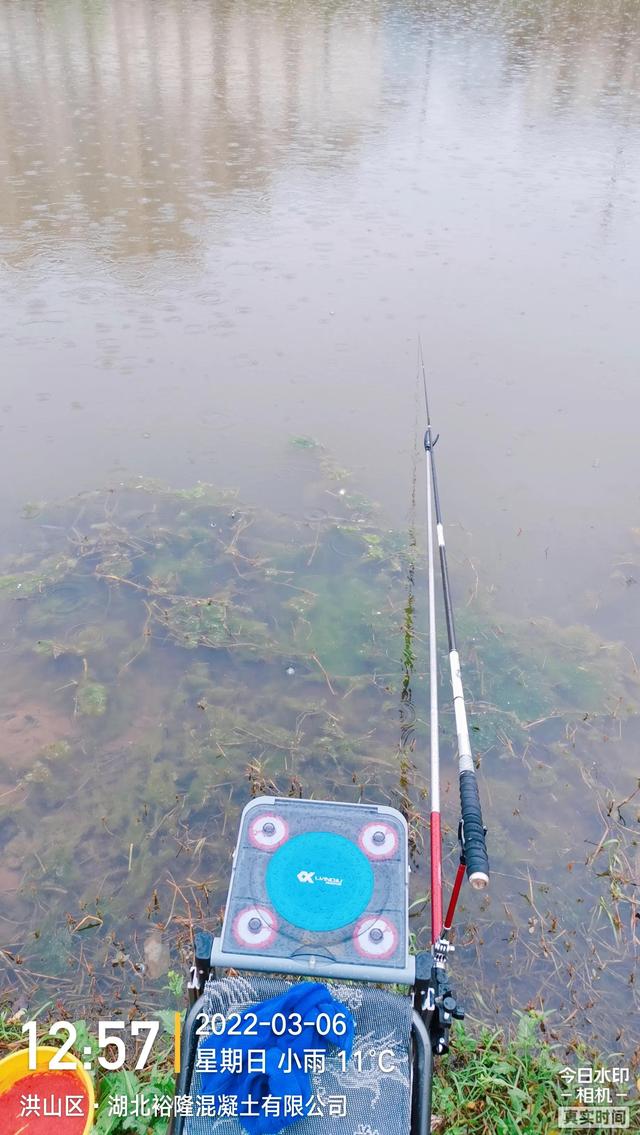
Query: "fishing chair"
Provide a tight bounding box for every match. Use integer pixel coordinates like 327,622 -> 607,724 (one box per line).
170,796 -> 450,1135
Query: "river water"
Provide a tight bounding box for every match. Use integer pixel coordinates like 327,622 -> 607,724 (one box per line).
1,0 -> 639,1054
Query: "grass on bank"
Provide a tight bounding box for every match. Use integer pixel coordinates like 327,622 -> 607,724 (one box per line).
3,1004 -> 636,1134
432,1013 -> 564,1133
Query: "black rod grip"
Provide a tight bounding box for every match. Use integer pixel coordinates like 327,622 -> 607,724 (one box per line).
459,770 -> 489,888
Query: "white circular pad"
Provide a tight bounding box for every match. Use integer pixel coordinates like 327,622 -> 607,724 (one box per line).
233,905 -> 278,949
248,813 -> 289,851
353,916 -> 398,960
358,821 -> 398,860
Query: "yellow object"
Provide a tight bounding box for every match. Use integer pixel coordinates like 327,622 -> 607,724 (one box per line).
174,1010 -> 181,1074
0,1044 -> 94,1132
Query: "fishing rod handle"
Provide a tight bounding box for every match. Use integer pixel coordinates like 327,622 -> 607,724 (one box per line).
459,771 -> 489,888
449,649 -> 489,887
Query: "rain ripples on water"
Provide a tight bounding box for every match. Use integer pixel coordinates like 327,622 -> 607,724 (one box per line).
0,0 -> 639,1052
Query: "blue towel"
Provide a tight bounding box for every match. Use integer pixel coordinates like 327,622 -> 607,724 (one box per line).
199,982 -> 354,1134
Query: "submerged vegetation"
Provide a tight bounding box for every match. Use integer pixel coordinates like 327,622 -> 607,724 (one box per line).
0,477 -> 631,741
0,456 -> 639,1065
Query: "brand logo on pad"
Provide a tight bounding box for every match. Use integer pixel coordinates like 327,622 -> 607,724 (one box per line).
296,869 -> 343,886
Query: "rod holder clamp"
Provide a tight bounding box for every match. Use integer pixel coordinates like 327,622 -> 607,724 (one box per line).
429,956 -> 464,1056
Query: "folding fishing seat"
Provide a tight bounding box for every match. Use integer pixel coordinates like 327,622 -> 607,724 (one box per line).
171,796 -> 442,1135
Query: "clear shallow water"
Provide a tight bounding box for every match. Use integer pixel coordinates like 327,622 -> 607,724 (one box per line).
0,0 -> 639,1052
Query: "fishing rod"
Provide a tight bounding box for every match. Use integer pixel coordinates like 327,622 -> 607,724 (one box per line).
424,400 -> 442,945
413,350 -> 490,1097
411,354 -> 493,1129
421,349 -> 490,946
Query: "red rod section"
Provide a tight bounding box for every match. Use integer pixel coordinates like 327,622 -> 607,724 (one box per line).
430,811 -> 443,943
443,861 -> 466,933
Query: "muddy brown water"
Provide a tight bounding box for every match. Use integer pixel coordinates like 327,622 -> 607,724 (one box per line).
0,0 -> 639,1056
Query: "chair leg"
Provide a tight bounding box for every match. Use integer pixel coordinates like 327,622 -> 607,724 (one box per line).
411,1010 -> 433,1135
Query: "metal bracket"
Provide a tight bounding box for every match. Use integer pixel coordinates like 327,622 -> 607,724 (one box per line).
433,936 -> 454,966
458,817 -> 486,862
457,818 -> 466,862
